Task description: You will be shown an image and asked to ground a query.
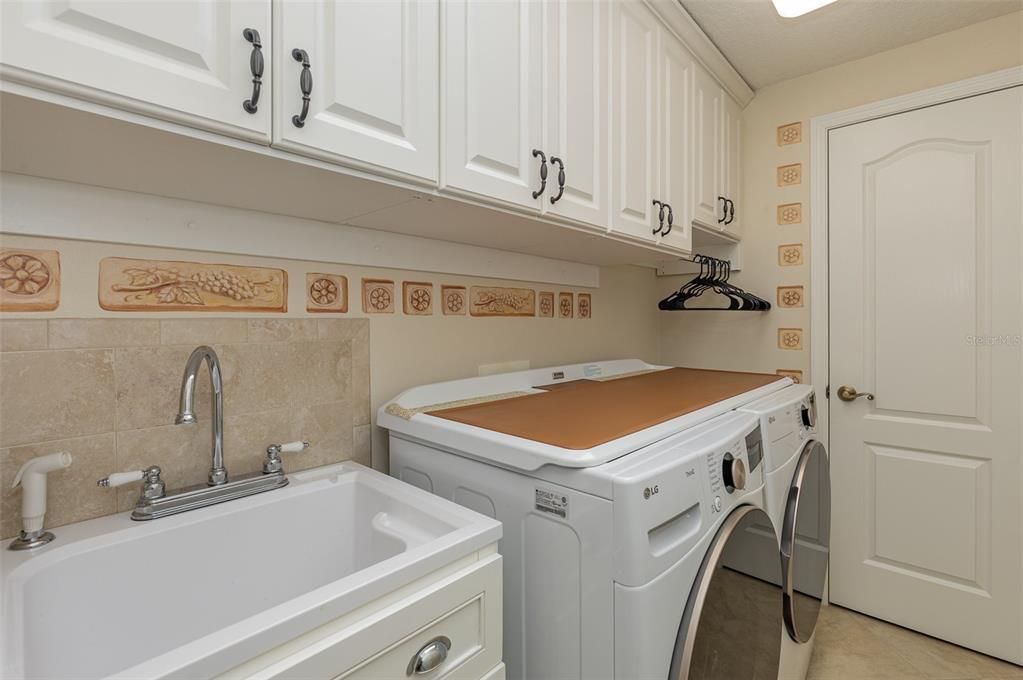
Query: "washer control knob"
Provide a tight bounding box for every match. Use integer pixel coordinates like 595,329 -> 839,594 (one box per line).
722,452 -> 747,493
713,496 -> 722,512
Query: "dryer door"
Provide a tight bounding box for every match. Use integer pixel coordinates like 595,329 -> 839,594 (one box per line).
669,506 -> 783,680
782,439 -> 831,643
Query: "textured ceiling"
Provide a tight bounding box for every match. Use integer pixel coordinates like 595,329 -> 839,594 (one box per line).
680,0 -> 1022,89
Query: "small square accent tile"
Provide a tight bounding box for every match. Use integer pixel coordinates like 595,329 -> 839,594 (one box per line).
778,243 -> 804,267
441,285 -> 467,315
538,292 -> 555,318
777,202 -> 802,225
777,122 -> 802,146
306,273 -> 348,313
577,293 -> 591,319
777,163 -> 802,187
402,281 -> 433,315
776,369 -> 803,384
361,279 -> 394,314
0,248 -> 60,311
778,328 -> 804,350
559,292 -> 574,318
777,286 -> 805,308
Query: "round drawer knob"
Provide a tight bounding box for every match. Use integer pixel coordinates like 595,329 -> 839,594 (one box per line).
407,635 -> 451,676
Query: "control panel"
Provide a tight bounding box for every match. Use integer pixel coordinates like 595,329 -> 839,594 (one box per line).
707,424 -> 765,512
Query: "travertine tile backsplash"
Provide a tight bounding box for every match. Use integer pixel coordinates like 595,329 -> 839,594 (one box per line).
0,317 -> 370,538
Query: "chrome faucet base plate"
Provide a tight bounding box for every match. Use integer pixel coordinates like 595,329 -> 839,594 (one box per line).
131,472 -> 288,521
8,530 -> 56,551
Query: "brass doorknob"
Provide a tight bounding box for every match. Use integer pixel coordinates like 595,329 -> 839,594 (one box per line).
837,385 -> 874,402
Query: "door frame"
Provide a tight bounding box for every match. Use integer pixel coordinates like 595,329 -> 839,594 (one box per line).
807,65 -> 1023,448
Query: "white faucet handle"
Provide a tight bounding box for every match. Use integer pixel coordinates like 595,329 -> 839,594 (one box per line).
277,441 -> 310,454
97,470 -> 145,488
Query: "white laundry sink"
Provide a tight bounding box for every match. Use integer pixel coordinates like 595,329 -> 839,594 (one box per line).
0,462 -> 501,680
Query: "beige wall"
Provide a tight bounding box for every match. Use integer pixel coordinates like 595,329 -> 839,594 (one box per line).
659,11 -> 1023,383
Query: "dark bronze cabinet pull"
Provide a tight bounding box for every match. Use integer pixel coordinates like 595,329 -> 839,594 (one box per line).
242,29 -> 263,114
717,196 -> 727,223
549,157 -> 565,204
291,48 -> 312,128
531,149 -> 548,199
724,199 -> 735,225
663,204 -> 674,236
652,199 -> 665,234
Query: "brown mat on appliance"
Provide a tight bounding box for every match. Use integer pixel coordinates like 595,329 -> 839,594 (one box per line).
430,367 -> 783,450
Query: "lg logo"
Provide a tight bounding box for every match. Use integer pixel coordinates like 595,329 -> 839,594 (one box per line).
643,485 -> 659,499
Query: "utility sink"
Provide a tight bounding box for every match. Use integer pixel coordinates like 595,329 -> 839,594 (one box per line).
1,462 -> 502,679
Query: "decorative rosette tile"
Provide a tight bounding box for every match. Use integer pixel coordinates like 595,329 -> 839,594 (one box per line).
538,292 -> 555,318
362,278 -> 395,314
777,202 -> 802,224
441,285 -> 467,315
777,122 -> 802,146
403,282 -> 434,315
306,273 -> 348,313
778,244 -> 804,267
778,328 -> 804,350
577,293 -> 591,319
0,248 -> 60,311
777,163 -> 802,187
777,286 -> 804,308
559,292 -> 574,319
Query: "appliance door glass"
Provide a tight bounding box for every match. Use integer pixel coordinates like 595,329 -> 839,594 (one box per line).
670,506 -> 783,680
782,439 -> 831,643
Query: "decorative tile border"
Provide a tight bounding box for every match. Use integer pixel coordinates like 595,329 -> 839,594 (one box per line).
778,244 -> 804,267
538,292 -> 555,318
361,279 -> 394,314
403,281 -> 434,315
777,286 -> 804,308
559,292 -> 574,318
776,369 -> 803,384
777,122 -> 802,146
99,257 -> 286,312
777,202 -> 802,225
778,328 -> 804,350
469,286 -> 536,317
306,273 -> 348,313
0,248 -> 60,311
577,293 -> 591,319
777,163 -> 802,187
441,285 -> 467,315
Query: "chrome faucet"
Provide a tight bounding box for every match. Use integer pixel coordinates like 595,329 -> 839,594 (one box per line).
175,346 -> 227,486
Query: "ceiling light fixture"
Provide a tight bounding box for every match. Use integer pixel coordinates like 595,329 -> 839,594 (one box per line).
771,0 -> 838,18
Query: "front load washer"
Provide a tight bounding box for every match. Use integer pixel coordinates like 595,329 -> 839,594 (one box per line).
738,384 -> 831,680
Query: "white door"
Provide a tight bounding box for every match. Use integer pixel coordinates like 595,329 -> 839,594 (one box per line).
656,33 -> 693,254
442,0 -> 544,209
609,0 -> 660,243
720,94 -> 742,233
691,67 -> 723,229
274,0 -> 438,183
541,0 -> 609,230
0,0 -> 270,142
829,86 -> 1023,663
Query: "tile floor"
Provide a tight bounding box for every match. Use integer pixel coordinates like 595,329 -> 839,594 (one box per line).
807,605 -> 1023,680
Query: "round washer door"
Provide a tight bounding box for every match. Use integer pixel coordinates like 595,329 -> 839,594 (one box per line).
782,439 -> 831,643
669,505 -> 783,680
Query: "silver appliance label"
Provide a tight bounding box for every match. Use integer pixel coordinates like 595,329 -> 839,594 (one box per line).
535,489 -> 568,518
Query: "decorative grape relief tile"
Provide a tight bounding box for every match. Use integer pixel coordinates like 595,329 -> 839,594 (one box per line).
776,369 -> 803,384
441,285 -> 467,316
403,282 -> 433,315
559,292 -> 574,319
469,287 -> 535,317
0,248 -> 60,311
777,286 -> 804,308
362,279 -> 394,314
306,273 -> 348,313
577,293 -> 591,319
777,163 -> 802,187
778,328 -> 804,350
778,244 -> 804,267
99,258 -> 286,312
538,292 -> 555,318
777,122 -> 802,146
777,202 -> 802,225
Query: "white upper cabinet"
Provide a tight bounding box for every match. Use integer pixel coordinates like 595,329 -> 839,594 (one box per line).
274,0 -> 439,183
691,66 -> 723,230
541,0 -> 609,228
656,34 -> 694,254
0,0 -> 271,142
721,93 -> 742,233
442,0 -> 544,208
610,0 -> 661,243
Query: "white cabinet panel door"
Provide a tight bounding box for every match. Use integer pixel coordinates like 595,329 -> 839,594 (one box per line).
443,0 -> 543,208
721,93 -> 741,233
274,0 -> 438,183
829,86 -> 1022,664
0,0 -> 270,141
542,0 -> 608,230
691,66 -> 722,229
610,0 -> 660,242
656,34 -> 693,254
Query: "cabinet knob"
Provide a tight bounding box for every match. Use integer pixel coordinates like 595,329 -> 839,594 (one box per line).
407,636 -> 451,675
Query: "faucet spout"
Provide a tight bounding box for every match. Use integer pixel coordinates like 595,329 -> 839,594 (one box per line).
175,346 -> 227,486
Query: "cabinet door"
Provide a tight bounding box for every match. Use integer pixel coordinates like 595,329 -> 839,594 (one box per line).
721,93 -> 742,233
274,0 -> 439,183
657,32 -> 694,254
691,66 -> 723,229
610,0 -> 660,242
542,0 -> 609,230
0,0 -> 270,142
443,0 -> 544,209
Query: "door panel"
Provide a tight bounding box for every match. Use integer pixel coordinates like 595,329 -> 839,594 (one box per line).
0,0 -> 270,141
721,94 -> 741,233
275,0 -> 438,182
657,34 -> 693,253
829,86 -> 1023,663
443,0 -> 543,208
691,67 -> 722,229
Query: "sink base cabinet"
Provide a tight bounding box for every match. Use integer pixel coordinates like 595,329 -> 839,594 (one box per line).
219,552 -> 503,680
